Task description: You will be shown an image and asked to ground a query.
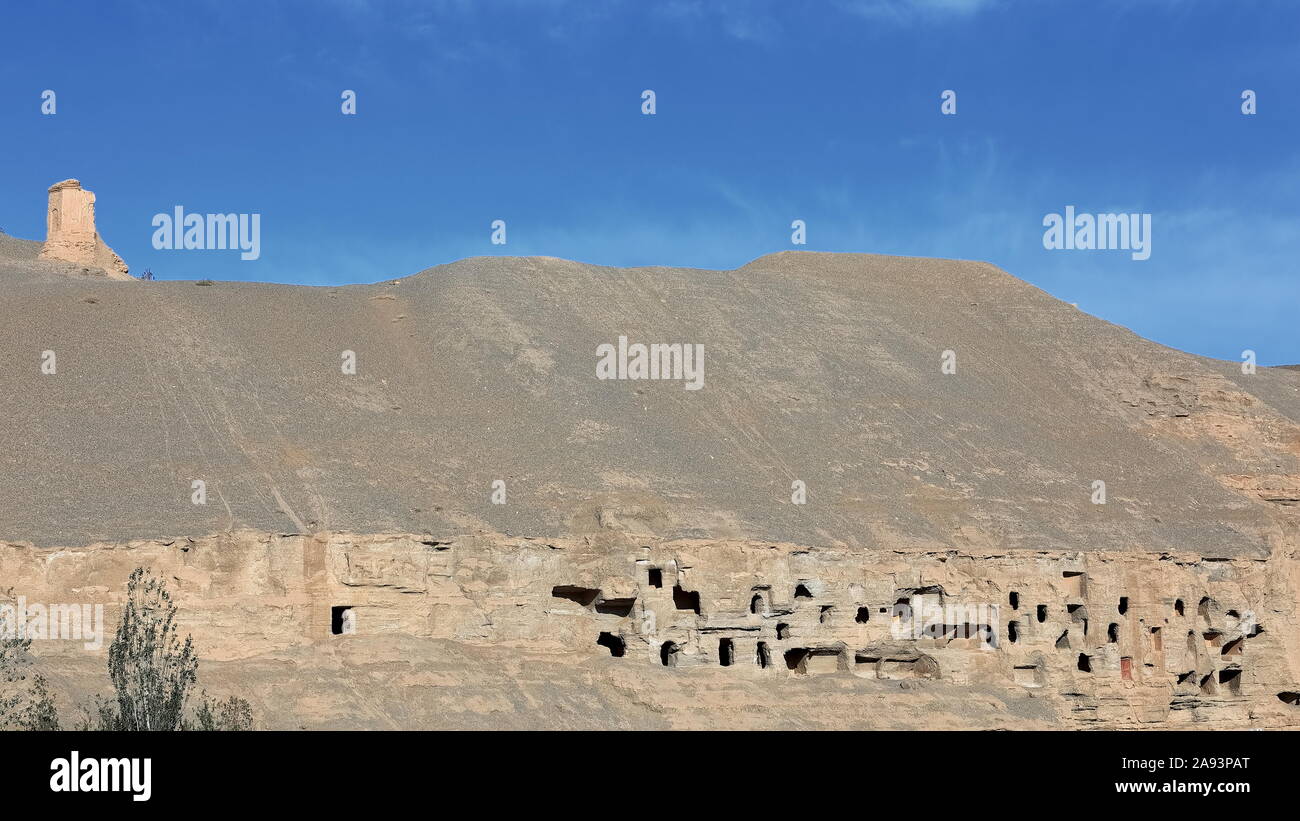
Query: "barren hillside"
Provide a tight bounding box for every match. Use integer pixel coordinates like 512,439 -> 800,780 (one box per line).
4,233 -> 1299,729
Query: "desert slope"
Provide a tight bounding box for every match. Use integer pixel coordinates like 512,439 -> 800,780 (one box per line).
5,240 -> 1300,729
0,244 -> 1296,556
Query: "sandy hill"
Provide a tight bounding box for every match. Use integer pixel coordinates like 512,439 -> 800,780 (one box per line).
6,234 -> 1300,730
1,238 -> 1297,555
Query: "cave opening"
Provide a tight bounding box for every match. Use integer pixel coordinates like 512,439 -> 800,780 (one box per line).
719,638 -> 734,667
552,585 -> 600,607
597,632 -> 626,658
595,598 -> 636,617
330,605 -> 355,636
1219,668 -> 1241,694
784,647 -> 810,673
672,585 -> 701,614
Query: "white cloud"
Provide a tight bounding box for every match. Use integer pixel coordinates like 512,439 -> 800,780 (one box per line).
837,0 -> 1001,24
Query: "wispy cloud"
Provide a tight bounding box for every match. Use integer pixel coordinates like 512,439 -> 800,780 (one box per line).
836,0 -> 1001,24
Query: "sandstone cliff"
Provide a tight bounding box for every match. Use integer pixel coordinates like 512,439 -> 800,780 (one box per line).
1,246 -> 1297,729
36,179 -> 130,280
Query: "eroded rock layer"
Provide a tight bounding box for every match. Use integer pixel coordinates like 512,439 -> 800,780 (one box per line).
3,246 -> 1299,728
37,180 -> 130,280
6,529 -> 1299,729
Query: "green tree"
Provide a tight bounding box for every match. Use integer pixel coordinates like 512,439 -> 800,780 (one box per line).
92,568 -> 253,731
190,692 -> 254,731
1,636 -> 61,730
102,568 -> 199,730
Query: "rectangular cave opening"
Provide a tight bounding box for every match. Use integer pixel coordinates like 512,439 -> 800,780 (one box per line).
552,585 -> 600,607
880,654 -> 939,680
1062,571 -> 1086,598
647,567 -> 663,588
719,638 -> 734,667
788,648 -> 845,675
1013,665 -> 1041,687
331,605 -> 355,636
854,653 -> 880,673
672,585 -> 701,614
1219,668 -> 1242,694
784,647 -> 810,674
756,641 -> 770,669
595,597 -> 636,617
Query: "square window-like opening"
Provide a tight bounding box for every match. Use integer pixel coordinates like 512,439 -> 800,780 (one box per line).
719,638 -> 734,666
331,605 -> 354,635
647,567 -> 663,588
1219,668 -> 1241,694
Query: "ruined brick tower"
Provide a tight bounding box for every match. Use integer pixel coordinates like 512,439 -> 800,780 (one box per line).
38,179 -> 131,280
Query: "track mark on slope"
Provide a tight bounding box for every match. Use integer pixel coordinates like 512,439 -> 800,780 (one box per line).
270,484 -> 309,532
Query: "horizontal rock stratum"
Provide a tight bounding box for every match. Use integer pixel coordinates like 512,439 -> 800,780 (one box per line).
1,241 -> 1298,729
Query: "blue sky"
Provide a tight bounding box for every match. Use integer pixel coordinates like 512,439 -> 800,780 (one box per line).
2,0 -> 1297,363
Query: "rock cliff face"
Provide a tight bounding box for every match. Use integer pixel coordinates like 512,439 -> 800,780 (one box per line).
4,528 -> 1299,729
1,240 -> 1298,728
37,180 -> 130,280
